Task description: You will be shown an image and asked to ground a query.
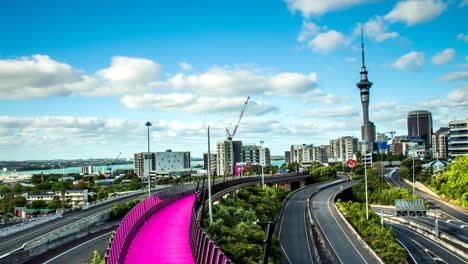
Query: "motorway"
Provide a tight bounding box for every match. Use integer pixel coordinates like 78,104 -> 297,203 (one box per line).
278,182 -> 328,264
389,223 -> 466,264
310,180 -> 379,264
385,169 -> 468,224
26,228 -> 113,264
410,217 -> 468,243
0,192 -> 146,257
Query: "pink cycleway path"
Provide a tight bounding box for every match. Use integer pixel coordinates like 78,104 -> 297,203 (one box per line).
125,194 -> 196,264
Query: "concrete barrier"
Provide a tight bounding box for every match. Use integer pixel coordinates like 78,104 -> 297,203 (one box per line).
331,188 -> 385,264
0,210 -> 115,264
0,215 -> 59,238
385,217 -> 467,260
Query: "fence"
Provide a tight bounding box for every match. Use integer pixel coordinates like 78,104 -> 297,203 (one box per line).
106,183 -> 196,264
189,172 -> 308,264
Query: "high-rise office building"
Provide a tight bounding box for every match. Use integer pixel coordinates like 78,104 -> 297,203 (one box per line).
217,140 -> 242,175
330,136 -> 358,162
284,151 -> 291,164
432,127 -> 449,159
203,152 -> 217,175
356,30 -> 375,150
155,150 -> 190,172
134,152 -> 156,178
290,144 -> 313,164
241,144 -> 271,166
312,145 -> 329,164
407,110 -> 433,149
448,119 -> 468,160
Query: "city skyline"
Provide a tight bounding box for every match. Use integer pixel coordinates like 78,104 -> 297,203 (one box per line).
1,0 -> 467,160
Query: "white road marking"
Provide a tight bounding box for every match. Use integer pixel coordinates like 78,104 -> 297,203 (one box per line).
43,231 -> 112,264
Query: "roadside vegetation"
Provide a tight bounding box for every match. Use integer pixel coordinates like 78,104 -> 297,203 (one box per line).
351,167 -> 414,205
401,156 -> 468,208
109,198 -> 141,221
336,199 -> 407,263
308,161 -> 337,183
203,186 -> 286,264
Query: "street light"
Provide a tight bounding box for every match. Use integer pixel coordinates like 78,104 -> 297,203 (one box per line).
260,140 -> 265,189
145,121 -> 152,198
360,141 -> 369,220
410,145 -> 417,198
253,220 -> 275,264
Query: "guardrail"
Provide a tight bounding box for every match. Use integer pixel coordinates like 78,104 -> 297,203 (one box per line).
189,172 -> 308,264
0,214 -> 60,238
106,183 -> 196,264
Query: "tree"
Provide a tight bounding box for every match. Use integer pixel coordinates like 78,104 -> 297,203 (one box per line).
96,188 -> 109,200
48,197 -> 62,209
31,200 -> 48,209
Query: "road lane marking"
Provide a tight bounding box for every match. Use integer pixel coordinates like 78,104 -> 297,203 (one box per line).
43,231 -> 112,264
395,238 -> 418,264
278,187 -> 304,264
326,187 -> 369,264
394,225 -> 466,263
312,194 -> 344,264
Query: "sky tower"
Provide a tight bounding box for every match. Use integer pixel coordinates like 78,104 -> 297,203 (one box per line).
356,28 -> 375,150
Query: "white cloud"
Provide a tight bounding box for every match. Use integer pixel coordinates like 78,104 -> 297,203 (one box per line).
121,94 -> 277,115
466,55 -> 468,61
300,106 -> 359,118
393,51 -> 425,71
357,16 -> 399,42
460,0 -> 468,7
168,67 -> 319,96
297,22 -> 349,53
0,55 -> 162,99
457,33 -> 468,42
421,86 -> 468,107
308,30 -> 349,53
297,21 -> 320,42
0,55 -> 90,99
91,56 -> 161,96
285,0 -> 373,17
431,48 -> 455,65
384,0 -> 447,26
438,71 -> 468,81
178,61 -> 192,71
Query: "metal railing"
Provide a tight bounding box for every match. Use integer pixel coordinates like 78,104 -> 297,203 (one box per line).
189,172 -> 308,264
106,183 -> 196,264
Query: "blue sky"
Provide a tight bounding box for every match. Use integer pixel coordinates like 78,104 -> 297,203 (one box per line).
1,0 -> 467,160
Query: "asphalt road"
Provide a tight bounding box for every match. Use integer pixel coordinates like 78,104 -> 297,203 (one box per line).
0,193 -> 145,257
26,228 -> 114,264
310,180 -> 379,264
385,169 -> 468,224
388,223 -> 466,264
410,217 -> 468,243
278,182 -> 330,264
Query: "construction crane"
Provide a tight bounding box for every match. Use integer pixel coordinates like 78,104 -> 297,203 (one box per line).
226,96 -> 250,140
107,152 -> 122,173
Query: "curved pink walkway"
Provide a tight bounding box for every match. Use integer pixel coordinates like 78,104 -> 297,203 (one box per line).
125,194 -> 196,264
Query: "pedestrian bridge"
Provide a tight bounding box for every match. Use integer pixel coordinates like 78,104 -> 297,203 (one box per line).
106,173 -> 308,264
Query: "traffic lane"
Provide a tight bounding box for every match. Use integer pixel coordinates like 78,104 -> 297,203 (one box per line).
278,184 -> 322,264
27,228 -> 114,264
387,170 -> 468,224
388,224 -> 466,264
0,193 -> 145,256
311,180 -> 378,264
411,217 -> 468,243
391,227 -> 433,264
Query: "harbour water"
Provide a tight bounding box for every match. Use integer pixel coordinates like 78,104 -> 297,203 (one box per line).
0,160 -> 284,178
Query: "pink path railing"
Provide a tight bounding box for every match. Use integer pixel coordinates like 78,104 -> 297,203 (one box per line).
107,184 -> 196,264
